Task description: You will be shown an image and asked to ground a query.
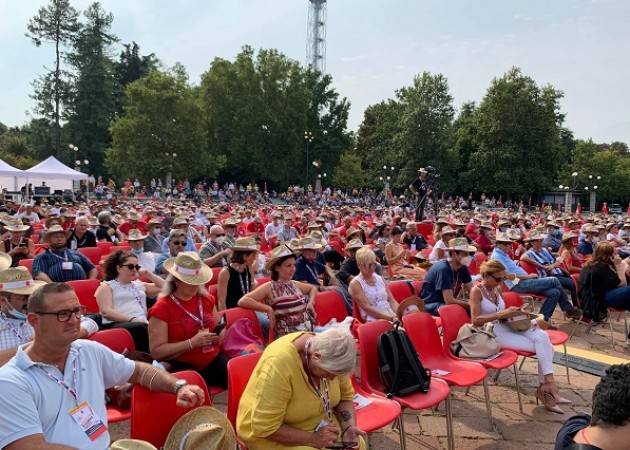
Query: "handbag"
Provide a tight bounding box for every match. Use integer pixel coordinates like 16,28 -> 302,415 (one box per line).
450,322 -> 501,359
221,318 -> 264,359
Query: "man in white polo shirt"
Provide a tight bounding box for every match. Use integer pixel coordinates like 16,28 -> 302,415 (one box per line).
0,282 -> 205,450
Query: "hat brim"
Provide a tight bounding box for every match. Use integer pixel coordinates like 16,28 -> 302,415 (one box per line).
230,245 -> 259,252
0,279 -> 47,296
127,234 -> 148,241
294,244 -> 323,251
163,258 -> 213,285
446,244 -> 477,252
5,226 -> 30,232
163,407 -> 236,450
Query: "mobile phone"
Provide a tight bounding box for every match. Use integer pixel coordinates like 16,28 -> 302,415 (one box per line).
212,315 -> 227,335
327,444 -> 358,449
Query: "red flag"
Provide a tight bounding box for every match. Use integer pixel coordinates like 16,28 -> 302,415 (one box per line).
576,203 -> 582,217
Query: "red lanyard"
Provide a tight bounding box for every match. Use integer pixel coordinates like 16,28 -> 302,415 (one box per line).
0,313 -> 27,341
170,295 -> 205,328
38,358 -> 79,405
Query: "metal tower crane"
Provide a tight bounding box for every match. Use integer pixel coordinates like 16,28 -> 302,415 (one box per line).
306,0 -> 327,73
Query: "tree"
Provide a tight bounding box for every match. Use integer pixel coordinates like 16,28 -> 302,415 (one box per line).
0,129 -> 39,169
106,68 -> 225,182
65,2 -> 118,175
26,0 -> 80,155
114,41 -> 159,114
331,152 -> 364,189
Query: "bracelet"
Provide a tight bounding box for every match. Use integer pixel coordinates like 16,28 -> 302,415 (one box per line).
148,370 -> 159,391
188,339 -> 193,350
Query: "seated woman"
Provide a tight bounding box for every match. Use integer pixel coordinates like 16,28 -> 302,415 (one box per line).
384,226 -> 425,281
349,247 -> 399,322
95,250 -> 164,352
429,225 -> 457,262
579,242 -> 630,318
0,220 -> 35,267
237,328 -> 366,450
238,244 -> 317,338
148,252 -> 229,387
470,259 -> 571,414
216,237 -> 260,310
557,233 -> 582,274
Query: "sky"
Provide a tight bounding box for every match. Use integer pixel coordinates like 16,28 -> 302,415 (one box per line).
1,0 -> 629,143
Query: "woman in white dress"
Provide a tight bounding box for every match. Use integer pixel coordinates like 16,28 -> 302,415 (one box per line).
469,259 -> 571,414
429,226 -> 457,262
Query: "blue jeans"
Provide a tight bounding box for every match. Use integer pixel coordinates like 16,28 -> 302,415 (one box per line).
255,311 -> 270,340
510,277 -> 573,321
605,286 -> 630,310
425,301 -> 445,317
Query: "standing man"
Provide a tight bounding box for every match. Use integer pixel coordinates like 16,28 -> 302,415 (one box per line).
0,282 -> 204,449
409,168 -> 430,221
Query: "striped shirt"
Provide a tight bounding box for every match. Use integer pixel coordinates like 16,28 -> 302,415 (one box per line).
32,249 -> 95,282
524,248 -> 563,277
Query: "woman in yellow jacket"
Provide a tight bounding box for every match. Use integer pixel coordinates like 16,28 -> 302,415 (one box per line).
237,328 -> 367,450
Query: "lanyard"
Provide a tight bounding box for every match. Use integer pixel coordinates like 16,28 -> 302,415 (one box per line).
38,358 -> 79,405
237,270 -> 250,295
304,339 -> 332,420
170,295 -> 205,328
49,249 -> 69,262
0,313 -> 27,341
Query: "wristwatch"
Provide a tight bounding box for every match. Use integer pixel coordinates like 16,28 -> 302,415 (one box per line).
173,379 -> 188,394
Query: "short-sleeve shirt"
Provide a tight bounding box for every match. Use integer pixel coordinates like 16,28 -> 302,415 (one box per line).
421,260 -> 471,305
32,249 -> 95,282
148,294 -> 219,370
293,256 -> 324,285
96,224 -> 119,243
0,340 -> 135,450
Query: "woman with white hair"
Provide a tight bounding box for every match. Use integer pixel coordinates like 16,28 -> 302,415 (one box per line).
95,210 -> 123,243
237,328 -> 366,450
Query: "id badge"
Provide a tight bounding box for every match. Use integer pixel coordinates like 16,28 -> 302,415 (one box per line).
69,401 -> 108,441
62,261 -> 73,271
315,419 -> 330,432
410,244 -> 416,251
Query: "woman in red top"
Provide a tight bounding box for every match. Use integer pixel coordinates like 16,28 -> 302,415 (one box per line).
148,251 -> 228,387
558,232 -> 582,274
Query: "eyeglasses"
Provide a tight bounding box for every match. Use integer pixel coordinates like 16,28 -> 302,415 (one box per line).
214,234 -> 225,237
121,263 -> 141,271
490,274 -> 506,282
34,305 -> 87,322
172,241 -> 186,246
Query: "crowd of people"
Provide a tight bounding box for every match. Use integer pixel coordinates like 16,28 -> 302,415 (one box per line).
0,181 -> 628,449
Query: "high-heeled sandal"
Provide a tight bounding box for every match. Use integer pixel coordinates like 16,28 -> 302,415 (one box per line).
536,385 -> 564,414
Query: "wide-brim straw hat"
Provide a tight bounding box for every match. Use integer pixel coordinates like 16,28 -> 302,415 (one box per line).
0,252 -> 13,271
127,211 -> 141,221
480,222 -> 493,230
524,231 -> 545,242
436,218 -> 449,225
507,229 -> 522,241
309,230 -> 327,247
265,244 -> 295,270
109,439 -> 157,450
293,237 -> 323,251
4,221 -> 30,232
44,224 -> 67,239
163,407 -> 236,450
440,226 -> 457,236
561,232 -> 577,242
345,238 -> 364,250
230,237 -> 259,252
163,252 -> 213,285
0,267 -> 46,295
222,218 -> 239,227
147,219 -> 163,229
172,216 -> 189,226
126,229 -> 148,241
446,237 -> 477,252
495,232 -> 514,244
307,221 -> 321,229
346,227 -> 361,238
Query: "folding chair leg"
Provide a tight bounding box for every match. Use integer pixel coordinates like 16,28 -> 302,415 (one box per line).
609,319 -> 615,346
397,416 -> 407,450
464,386 -> 471,396
445,395 -> 455,450
482,378 -> 493,429
513,363 -> 523,413
625,313 -> 629,344
519,355 -> 526,371
563,344 -> 570,385
493,369 -> 501,383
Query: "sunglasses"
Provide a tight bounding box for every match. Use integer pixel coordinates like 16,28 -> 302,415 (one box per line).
172,241 -> 186,246
490,274 -> 506,282
121,263 -> 141,271
215,234 -> 225,237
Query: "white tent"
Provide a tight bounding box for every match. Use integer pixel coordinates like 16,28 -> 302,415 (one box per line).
24,156 -> 88,192
0,158 -> 25,191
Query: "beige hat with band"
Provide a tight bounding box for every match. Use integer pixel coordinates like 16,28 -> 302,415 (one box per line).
230,237 -> 259,252
126,229 -> 148,241
265,244 -> 295,271
446,237 -> 477,253
0,267 -> 46,295
109,439 -> 157,450
345,238 -> 364,250
163,406 -> 236,450
163,252 -> 213,285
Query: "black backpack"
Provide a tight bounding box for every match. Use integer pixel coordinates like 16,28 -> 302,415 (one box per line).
377,324 -> 431,397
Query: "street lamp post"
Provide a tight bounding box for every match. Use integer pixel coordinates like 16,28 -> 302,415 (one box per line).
164,152 -> 177,190
69,145 -> 90,199
585,175 -> 602,212
381,165 -> 395,193
304,131 -> 314,186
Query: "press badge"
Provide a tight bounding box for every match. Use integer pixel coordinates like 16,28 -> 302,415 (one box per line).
69,401 -> 108,441
62,261 -> 73,270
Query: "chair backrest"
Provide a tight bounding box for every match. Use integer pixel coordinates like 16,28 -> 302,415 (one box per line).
468,252 -> 487,276
89,328 -> 135,353
67,279 -> 101,313
130,370 -> 211,447
223,307 -> 264,342
96,241 -> 114,253
314,290 -> 347,326
206,267 -> 223,286
206,284 -> 218,299
18,258 -> 34,275
357,320 -> 393,393
437,304 -> 470,351
387,280 -> 413,303
78,246 -> 103,265
501,291 -> 523,308
256,277 -> 271,285
401,311 -> 444,364
352,296 -> 365,324
226,352 -> 262,427
518,259 -> 538,275
416,222 -> 434,239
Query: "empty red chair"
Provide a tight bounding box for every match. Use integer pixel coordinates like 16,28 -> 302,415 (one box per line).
34,243 -> 48,255
387,280 -> 413,303
226,352 -> 262,427
96,241 -> 114,253
205,266 -> 223,286
90,328 -> 135,354
130,370 -> 211,447
78,246 -> 103,265
18,258 -> 34,275
357,320 -> 454,450
416,222 -> 433,239
223,307 -> 264,342
313,290 -> 348,326
67,279 -> 100,313
438,305 -> 523,411
402,312 -> 492,427
351,377 -> 401,434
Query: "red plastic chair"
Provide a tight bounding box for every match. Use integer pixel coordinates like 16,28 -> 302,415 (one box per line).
78,246 -> 103,265
402,312 -> 493,426
67,279 -> 101,313
96,241 -> 114,253
206,266 -> 223,286
34,243 -> 48,255
357,320 -> 454,450
89,328 -> 135,354
518,259 -> 539,276
206,284 -> 218,299
255,277 -> 271,285
502,291 -> 571,384
387,280 -> 413,303
351,377 -> 401,434
438,305 -> 523,411
468,252 -> 487,276
416,222 -> 433,240
130,370 -> 212,447
313,290 -> 348,326
18,258 -> 34,275
223,307 -> 264,342
226,352 -> 262,427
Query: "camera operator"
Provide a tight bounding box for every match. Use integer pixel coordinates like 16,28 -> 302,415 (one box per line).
409,167 -> 432,221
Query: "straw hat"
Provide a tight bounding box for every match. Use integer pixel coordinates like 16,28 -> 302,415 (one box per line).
293,237 -> 323,251
405,221 -> 417,229
524,231 -> 545,242
265,244 -> 295,270
127,211 -> 141,221
109,439 -> 157,450
561,232 -> 577,242
307,221 -> 321,229
44,224 -> 67,239
172,216 -> 189,227
507,229 -> 522,241
480,222 -> 493,230
0,267 -> 46,295
495,232 -> 514,244
446,237 -> 477,252
163,252 -> 213,286
222,218 -> 239,227
440,226 -> 457,237
3,220 -> 30,232
308,230 -> 327,247
147,218 -> 163,229
230,237 -> 259,252
345,238 -> 364,251
436,218 -> 449,225
127,229 -> 148,241
163,407 -> 236,450
346,227 -> 361,238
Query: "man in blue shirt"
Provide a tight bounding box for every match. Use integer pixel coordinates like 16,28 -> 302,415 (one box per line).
491,232 -> 579,322
542,222 -> 562,253
576,226 -> 598,256
292,238 -> 329,289
33,226 -> 97,283
421,238 -> 475,316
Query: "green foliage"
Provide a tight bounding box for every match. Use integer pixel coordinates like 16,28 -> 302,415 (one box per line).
332,152 -> 364,189
113,41 -> 159,114
106,68 -> 225,182
0,129 -> 39,169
